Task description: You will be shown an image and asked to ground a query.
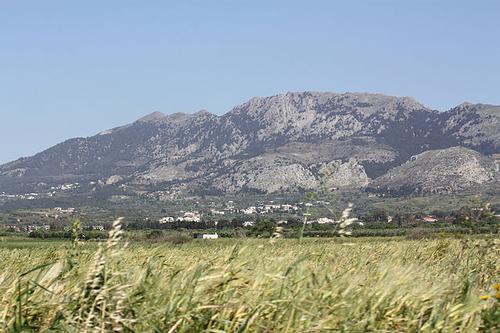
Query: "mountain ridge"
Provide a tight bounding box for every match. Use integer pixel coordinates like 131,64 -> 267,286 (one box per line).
1,91 -> 498,197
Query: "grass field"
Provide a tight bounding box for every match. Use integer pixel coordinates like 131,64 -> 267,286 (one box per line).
0,230 -> 498,332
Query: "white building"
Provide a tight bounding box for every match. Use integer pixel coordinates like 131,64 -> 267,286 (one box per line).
178,211 -> 201,222
242,206 -> 257,215
317,217 -> 336,224
54,207 -> 76,214
194,233 -> 218,239
159,217 -> 175,224
281,204 -> 298,212
27,225 -> 51,232
210,209 -> 225,215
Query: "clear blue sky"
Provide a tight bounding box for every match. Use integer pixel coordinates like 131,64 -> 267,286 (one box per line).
1,0 -> 499,164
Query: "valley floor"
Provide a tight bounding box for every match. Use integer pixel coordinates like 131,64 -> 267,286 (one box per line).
0,236 -> 499,332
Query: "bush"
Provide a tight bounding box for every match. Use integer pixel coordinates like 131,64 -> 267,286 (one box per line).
143,231 -> 192,245
163,234 -> 192,245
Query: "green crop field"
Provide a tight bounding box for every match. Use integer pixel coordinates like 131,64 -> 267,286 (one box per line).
0,228 -> 498,332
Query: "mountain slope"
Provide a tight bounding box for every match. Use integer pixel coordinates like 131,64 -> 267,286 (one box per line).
1,92 -> 499,196
438,103 -> 500,153
368,147 -> 499,195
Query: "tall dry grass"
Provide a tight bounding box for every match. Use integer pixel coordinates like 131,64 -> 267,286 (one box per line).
0,223 -> 498,332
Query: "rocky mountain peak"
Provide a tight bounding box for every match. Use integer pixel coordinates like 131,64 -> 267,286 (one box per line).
137,111 -> 166,122
456,102 -> 474,108
230,92 -> 430,119
136,110 -> 216,125
194,109 -> 212,116
192,109 -> 217,120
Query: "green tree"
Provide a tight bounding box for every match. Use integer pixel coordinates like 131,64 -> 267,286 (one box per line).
251,219 -> 276,237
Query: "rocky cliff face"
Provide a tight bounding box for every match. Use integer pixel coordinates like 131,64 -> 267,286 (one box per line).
1,92 -> 498,196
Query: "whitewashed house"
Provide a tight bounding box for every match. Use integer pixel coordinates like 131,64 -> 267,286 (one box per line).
317,217 -> 336,224
242,206 -> 257,215
194,233 -> 219,239
159,216 -> 175,224
178,211 -> 201,222
210,209 -> 225,215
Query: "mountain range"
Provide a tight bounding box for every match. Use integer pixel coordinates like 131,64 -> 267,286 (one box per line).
1,92 -> 499,197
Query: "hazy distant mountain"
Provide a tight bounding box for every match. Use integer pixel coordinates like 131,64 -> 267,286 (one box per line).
1,92 -> 499,197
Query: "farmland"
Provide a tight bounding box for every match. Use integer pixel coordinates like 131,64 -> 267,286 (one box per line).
0,231 -> 498,332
